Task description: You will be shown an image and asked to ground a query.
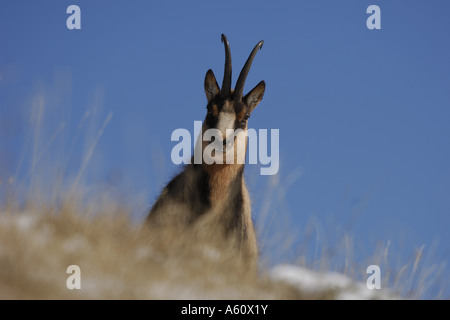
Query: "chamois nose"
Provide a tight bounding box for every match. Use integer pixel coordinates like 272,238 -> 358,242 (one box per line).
211,134 -> 229,144
210,132 -> 234,153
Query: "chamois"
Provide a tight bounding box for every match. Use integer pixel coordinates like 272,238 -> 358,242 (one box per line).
147,34 -> 265,260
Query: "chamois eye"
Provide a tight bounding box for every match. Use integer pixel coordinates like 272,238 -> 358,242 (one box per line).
240,114 -> 250,124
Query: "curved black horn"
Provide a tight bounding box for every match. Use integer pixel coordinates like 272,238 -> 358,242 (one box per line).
220,34 -> 232,97
233,39 -> 264,101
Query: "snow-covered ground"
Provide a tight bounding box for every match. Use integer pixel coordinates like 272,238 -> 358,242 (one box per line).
270,264 -> 397,300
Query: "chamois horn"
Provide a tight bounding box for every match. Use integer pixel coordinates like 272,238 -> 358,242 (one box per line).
220,34 -> 232,98
233,39 -> 264,101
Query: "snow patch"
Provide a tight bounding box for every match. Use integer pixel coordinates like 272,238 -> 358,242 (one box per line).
14,214 -> 37,232
0,212 -> 37,232
271,264 -> 397,300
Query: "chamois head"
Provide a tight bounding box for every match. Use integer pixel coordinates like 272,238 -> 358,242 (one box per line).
202,34 -> 265,165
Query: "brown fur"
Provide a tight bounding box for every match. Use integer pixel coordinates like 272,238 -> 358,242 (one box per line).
204,163 -> 239,206
147,35 -> 265,262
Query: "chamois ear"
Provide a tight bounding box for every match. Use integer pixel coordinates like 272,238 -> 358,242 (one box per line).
204,69 -> 220,103
244,80 -> 265,113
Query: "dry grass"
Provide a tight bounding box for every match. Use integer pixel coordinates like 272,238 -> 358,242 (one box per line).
0,199 -> 309,300
251,168 -> 448,300
1,197 -> 445,299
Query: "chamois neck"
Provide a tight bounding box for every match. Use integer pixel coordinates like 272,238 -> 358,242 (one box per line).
204,163 -> 245,206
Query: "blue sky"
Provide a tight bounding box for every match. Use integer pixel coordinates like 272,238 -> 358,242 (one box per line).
1,1 -> 449,297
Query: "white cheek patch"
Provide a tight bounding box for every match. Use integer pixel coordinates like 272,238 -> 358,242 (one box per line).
216,112 -> 236,140
202,112 -> 249,164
